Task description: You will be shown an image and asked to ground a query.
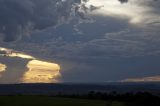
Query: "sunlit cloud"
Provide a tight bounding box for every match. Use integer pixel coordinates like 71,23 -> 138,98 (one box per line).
121,76 -> 160,82
85,0 -> 160,25
0,47 -> 35,59
1,47 -> 61,83
8,53 -> 35,60
0,63 -> 6,72
22,60 -> 61,83
0,63 -> 6,77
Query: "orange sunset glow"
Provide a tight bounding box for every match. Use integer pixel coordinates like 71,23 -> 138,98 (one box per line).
0,63 -> 6,73
0,47 -> 61,83
0,63 -> 6,77
22,60 -> 61,83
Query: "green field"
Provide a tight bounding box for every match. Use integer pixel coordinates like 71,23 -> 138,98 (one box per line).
0,96 -> 124,106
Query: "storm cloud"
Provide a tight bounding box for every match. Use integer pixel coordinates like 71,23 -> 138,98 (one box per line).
0,0 -> 131,42
0,0 -> 84,42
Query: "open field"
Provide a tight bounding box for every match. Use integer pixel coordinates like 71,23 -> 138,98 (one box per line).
0,96 -> 124,106
0,83 -> 159,106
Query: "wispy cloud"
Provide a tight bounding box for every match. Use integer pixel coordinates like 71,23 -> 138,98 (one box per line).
121,75 -> 160,82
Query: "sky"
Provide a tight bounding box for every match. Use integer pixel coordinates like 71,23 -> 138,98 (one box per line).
0,0 -> 160,83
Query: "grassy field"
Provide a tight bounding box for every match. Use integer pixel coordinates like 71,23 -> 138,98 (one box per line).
0,96 -> 124,106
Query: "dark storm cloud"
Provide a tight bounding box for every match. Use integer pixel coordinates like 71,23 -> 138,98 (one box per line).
0,0 -> 84,42
0,0 -> 132,42
119,0 -> 128,3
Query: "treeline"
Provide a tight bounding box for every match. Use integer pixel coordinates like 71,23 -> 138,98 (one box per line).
57,91 -> 160,106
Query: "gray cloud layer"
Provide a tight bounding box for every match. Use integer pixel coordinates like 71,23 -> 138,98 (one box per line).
0,0 -> 83,42
0,0 -> 129,42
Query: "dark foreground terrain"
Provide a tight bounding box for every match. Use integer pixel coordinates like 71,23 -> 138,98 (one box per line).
0,83 -> 160,106
0,92 -> 160,106
0,96 -> 123,106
